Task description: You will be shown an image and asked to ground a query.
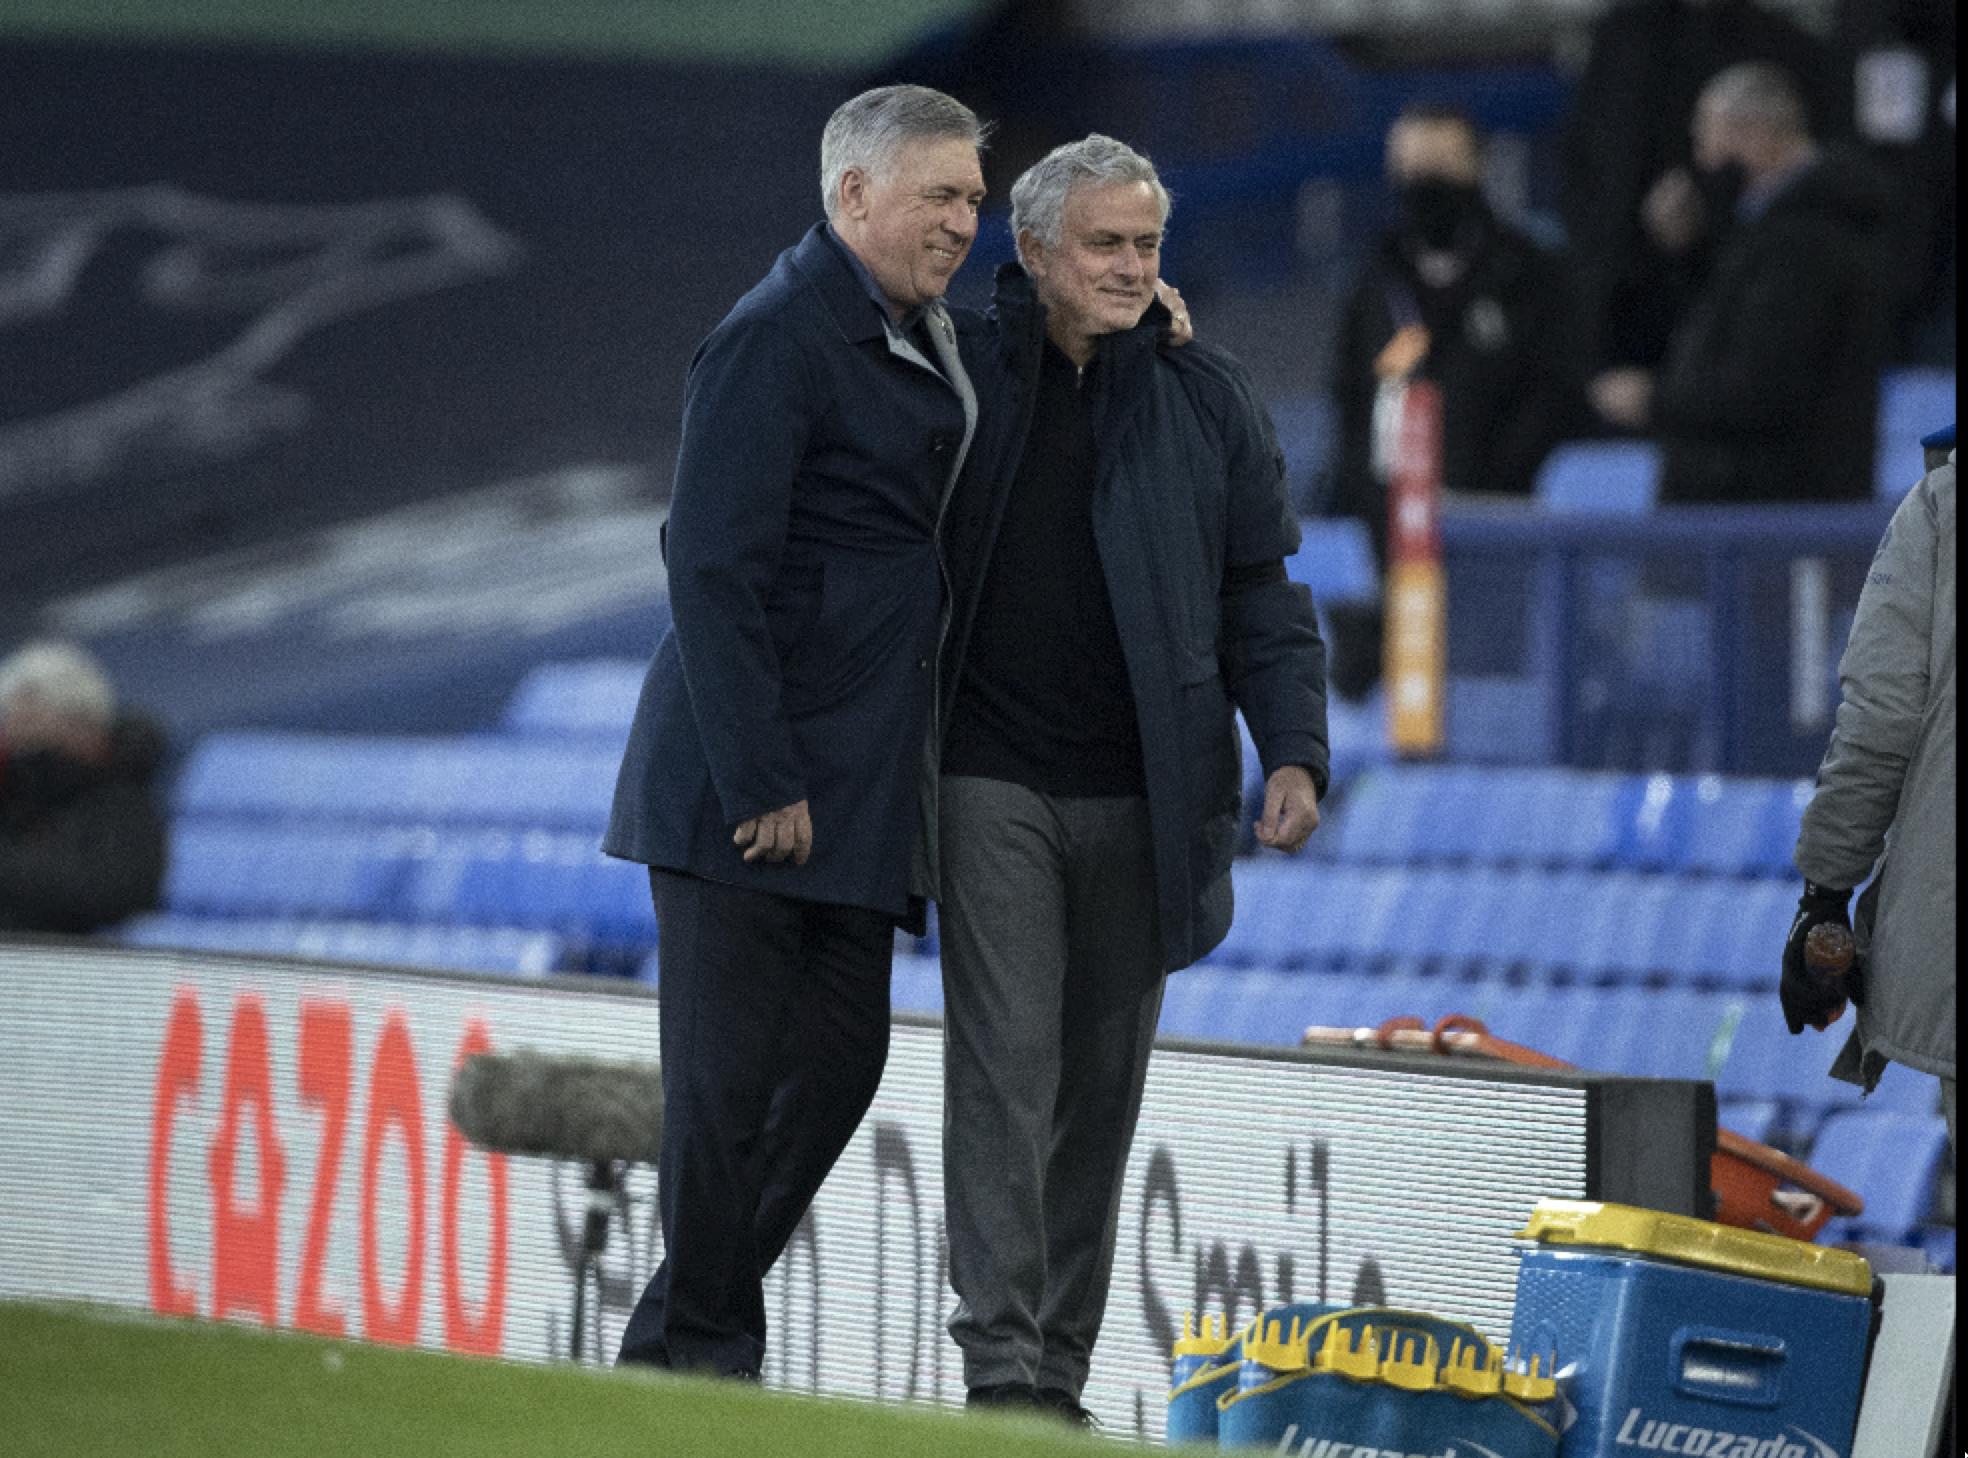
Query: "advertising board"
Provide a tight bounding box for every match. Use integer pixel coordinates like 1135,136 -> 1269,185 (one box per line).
0,938 -> 1710,1439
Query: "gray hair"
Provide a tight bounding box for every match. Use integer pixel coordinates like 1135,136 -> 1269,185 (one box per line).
1010,134 -> 1171,258
0,640 -> 116,727
819,85 -> 987,219
1701,62 -> 1811,140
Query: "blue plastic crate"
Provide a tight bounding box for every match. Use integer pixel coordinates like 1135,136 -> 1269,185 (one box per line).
1510,1205 -> 1872,1458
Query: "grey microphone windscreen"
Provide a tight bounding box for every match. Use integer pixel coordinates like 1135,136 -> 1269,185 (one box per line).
449,1050 -> 664,1165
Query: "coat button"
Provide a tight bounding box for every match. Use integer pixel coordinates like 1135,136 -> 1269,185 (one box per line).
916,657 -> 929,670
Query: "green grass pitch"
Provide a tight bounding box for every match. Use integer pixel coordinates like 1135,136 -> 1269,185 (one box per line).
0,1302 -> 1116,1457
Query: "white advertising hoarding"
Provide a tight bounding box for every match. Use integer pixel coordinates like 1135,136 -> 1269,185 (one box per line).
0,939 -> 1706,1439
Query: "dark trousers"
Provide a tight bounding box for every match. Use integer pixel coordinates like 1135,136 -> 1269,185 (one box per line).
616,868 -> 893,1375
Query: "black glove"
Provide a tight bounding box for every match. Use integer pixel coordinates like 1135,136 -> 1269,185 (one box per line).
1780,881 -> 1854,1035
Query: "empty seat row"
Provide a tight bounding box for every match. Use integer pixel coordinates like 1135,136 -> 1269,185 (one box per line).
121,912 -> 562,977
164,819 -> 655,946
172,732 -> 625,831
1154,962 -> 1941,1122
1211,859 -> 1796,989
499,657 -> 649,740
1321,765 -> 1811,878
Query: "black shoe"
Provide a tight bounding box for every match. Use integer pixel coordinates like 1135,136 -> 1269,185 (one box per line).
966,1381 -> 1039,1411
1034,1387 -> 1097,1428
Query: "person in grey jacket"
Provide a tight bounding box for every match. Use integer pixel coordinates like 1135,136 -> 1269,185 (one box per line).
938,135 -> 1328,1421
1786,447 -> 1955,1146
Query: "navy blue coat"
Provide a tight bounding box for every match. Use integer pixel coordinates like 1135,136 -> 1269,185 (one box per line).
946,266 -> 1329,974
604,225 -> 970,920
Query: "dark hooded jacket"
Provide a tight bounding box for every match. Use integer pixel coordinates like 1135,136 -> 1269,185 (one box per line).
1330,197 -> 1590,566
0,715 -> 169,933
1652,148 -> 1895,504
946,265 -> 1328,975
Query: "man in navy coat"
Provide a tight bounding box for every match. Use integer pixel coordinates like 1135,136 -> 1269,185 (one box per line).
603,84 -> 987,1378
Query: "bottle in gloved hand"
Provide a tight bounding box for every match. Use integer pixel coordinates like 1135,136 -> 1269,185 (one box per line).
1800,922 -> 1856,1027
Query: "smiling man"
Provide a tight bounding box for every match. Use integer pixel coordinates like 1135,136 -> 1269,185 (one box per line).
937,135 -> 1329,1422
603,84 -> 987,1379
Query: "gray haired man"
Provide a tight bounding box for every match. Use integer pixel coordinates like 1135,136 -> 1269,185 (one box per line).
938,135 -> 1328,1420
605,83 -> 988,1377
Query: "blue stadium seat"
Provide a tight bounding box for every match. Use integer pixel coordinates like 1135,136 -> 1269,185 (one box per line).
1808,1109 -> 1952,1246
1652,875 -> 1740,985
1874,368 -> 1955,500
1287,515 -> 1378,604
1479,770 -> 1630,870
164,820 -> 414,919
1157,966 -> 1238,1041
1717,1096 -> 1783,1145
889,953 -> 944,1015
1752,779 -> 1814,879
1712,879 -> 1795,990
172,731 -> 622,830
119,912 -> 561,976
1327,766 -> 1444,865
1428,865 -> 1513,972
499,657 -> 648,739
1321,865 -> 1407,972
1679,776 -> 1783,878
1609,773 -> 1695,872
1218,860 -> 1323,968
1268,394 -> 1340,510
1377,868 -> 1463,971
1616,986 -> 1734,1080
1211,969 -> 1350,1046
1534,440 -> 1661,514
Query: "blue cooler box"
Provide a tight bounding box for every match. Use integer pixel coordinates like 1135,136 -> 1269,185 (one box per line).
1509,1201 -> 1873,1458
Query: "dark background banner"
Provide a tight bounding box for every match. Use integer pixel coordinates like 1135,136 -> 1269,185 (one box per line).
1,41 -> 850,651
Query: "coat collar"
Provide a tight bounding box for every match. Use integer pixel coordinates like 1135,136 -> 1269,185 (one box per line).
788,222 -> 892,346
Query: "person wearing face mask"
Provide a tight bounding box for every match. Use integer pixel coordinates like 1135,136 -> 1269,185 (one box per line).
1589,63 -> 1894,504
0,640 -> 168,935
1561,0 -> 1838,375
1324,105 -> 1589,701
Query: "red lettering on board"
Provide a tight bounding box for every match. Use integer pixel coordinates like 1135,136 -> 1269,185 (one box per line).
294,1000 -> 354,1337
361,1011 -> 426,1345
208,994 -> 287,1324
442,1019 -> 508,1355
147,988 -> 202,1317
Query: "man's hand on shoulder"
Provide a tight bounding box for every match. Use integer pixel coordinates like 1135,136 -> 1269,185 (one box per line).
1254,766 -> 1320,854
1154,279 -> 1192,347
735,800 -> 814,865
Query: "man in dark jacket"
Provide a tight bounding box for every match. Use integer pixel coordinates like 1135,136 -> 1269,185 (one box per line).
1561,0 -> 1836,371
0,640 -> 167,934
602,84 -> 988,1378
1590,63 -> 1894,503
1327,104 -> 1587,699
938,135 -> 1327,1421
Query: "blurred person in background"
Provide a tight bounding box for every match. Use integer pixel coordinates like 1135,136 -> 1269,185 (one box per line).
0,640 -> 167,935
1562,0 -> 1837,375
1783,438 -> 1954,1148
939,134 -> 1327,1422
1324,104 -> 1587,700
603,83 -> 989,1379
1589,63 -> 1893,503
1831,0 -> 1955,366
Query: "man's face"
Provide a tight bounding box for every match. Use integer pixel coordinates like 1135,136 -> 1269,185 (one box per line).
1692,95 -> 1743,172
1385,118 -> 1481,187
836,136 -> 985,312
1023,180 -> 1165,348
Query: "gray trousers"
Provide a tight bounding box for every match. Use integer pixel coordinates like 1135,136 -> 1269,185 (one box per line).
938,775 -> 1166,1395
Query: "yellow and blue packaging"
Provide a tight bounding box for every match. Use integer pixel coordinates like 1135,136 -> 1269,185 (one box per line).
1508,1200 -> 1873,1458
